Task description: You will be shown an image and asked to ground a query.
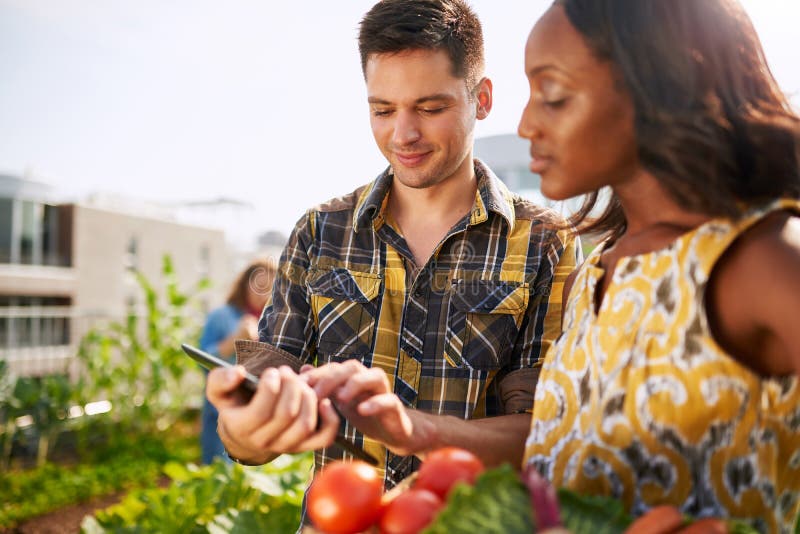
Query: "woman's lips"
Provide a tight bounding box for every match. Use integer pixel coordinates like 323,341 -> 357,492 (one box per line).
395,151 -> 431,167
529,154 -> 553,174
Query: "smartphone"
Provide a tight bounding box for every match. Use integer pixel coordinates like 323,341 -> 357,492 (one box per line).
182,343 -> 378,465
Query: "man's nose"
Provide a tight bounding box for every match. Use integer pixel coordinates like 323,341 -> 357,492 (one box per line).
392,110 -> 422,146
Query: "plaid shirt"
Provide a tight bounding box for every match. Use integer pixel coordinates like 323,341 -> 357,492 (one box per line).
256,159 -> 579,497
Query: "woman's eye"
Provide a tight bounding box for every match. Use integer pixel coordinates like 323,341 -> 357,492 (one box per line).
542,98 -> 567,109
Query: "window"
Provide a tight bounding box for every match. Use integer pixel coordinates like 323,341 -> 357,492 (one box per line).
0,200 -> 72,267
0,296 -> 71,349
0,198 -> 12,264
124,237 -> 138,271
198,244 -> 210,276
19,200 -> 39,265
42,204 -> 71,266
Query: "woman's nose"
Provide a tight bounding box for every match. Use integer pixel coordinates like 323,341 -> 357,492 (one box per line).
517,99 -> 540,141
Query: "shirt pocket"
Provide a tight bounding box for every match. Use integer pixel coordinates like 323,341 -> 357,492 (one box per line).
307,268 -> 382,360
444,279 -> 529,371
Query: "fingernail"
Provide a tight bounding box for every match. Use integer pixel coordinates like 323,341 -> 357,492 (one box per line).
225,368 -> 238,384
264,368 -> 279,389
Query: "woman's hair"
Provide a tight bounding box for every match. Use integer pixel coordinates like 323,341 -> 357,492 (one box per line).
226,258 -> 277,311
557,0 -> 800,240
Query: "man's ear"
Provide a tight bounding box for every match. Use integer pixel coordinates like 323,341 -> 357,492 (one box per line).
475,77 -> 493,120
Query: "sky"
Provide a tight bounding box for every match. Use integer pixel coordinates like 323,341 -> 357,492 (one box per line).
1,0 -> 798,238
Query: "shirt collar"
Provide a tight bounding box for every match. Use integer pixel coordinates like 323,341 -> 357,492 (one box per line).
353,158 -> 516,233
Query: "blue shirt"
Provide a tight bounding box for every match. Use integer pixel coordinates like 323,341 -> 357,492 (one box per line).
200,304 -> 243,358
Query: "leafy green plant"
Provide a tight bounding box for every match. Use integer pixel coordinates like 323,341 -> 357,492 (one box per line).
556,488 -> 633,534
81,453 -> 312,534
75,254 -> 210,433
0,359 -> 17,468
0,369 -> 75,468
0,426 -> 199,528
422,464 -> 763,534
422,464 -> 534,534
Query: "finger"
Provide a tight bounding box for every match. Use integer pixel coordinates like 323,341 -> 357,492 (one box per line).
297,364 -> 315,384
206,367 -> 248,409
262,381 -> 319,452
308,360 -> 366,398
249,367 -> 307,448
242,367 -> 281,424
216,367 -> 282,443
289,398 -> 341,452
357,392 -> 404,416
337,367 -> 390,403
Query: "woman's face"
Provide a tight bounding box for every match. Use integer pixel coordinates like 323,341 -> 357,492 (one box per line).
517,5 -> 638,200
246,269 -> 272,313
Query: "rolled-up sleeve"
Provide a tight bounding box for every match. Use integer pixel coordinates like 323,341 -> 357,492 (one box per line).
498,227 -> 581,414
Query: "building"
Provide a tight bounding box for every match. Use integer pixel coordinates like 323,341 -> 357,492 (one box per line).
474,133 -> 583,217
0,173 -> 228,377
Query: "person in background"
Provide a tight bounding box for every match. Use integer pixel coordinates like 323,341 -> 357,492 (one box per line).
199,258 -> 276,464
517,0 -> 800,531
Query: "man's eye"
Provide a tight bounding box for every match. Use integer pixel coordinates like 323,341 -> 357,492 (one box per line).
421,108 -> 445,115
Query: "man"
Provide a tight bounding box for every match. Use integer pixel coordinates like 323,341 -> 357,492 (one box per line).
207,0 -> 578,508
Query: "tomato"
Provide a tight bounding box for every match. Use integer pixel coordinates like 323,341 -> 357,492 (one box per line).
676,518 -> 728,534
380,488 -> 443,534
623,505 -> 685,534
415,447 -> 485,499
307,461 -> 383,534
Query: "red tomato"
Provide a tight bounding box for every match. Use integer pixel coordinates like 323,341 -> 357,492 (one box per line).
307,461 -> 383,534
380,488 -> 443,534
415,447 -> 484,499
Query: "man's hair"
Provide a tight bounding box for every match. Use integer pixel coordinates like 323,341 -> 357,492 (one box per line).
556,0 -> 800,240
358,0 -> 485,90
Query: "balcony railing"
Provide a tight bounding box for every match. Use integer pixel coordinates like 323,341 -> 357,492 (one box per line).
0,307 -> 110,377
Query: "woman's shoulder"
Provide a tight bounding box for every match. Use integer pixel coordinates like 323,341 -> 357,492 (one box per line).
715,206 -> 800,286
206,304 -> 242,324
706,207 -> 800,376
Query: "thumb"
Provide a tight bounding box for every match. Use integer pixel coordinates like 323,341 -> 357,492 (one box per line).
206,366 -> 247,409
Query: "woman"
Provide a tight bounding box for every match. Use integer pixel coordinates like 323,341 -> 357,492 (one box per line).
199,258 -> 276,464
518,0 -> 800,531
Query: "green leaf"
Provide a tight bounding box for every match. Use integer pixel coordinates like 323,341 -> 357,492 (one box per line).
557,488 -> 632,534
423,464 -> 534,534
243,470 -> 286,497
162,461 -> 195,482
210,507 -> 301,534
726,518 -> 763,534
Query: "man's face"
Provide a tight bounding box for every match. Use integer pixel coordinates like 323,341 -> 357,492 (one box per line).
365,49 -> 487,190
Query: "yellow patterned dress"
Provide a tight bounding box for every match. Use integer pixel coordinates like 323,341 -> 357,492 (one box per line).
524,199 -> 800,533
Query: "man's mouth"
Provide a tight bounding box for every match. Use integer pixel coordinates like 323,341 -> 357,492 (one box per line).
394,151 -> 431,167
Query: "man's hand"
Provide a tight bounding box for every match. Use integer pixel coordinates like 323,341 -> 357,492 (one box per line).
205,365 -> 340,464
304,360 -> 433,456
